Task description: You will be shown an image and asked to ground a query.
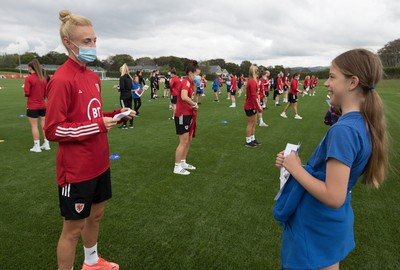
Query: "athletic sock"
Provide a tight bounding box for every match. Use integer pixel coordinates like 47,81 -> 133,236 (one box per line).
180,160 -> 187,166
259,118 -> 263,123
34,140 -> 40,147
250,135 -> 255,141
175,163 -> 181,167
246,137 -> 252,143
84,243 -> 99,265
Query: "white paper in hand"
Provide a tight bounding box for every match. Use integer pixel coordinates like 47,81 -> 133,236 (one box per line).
112,109 -> 132,120
274,143 -> 301,200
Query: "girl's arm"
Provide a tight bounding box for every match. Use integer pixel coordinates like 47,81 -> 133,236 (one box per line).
181,89 -> 197,107
281,153 -> 350,208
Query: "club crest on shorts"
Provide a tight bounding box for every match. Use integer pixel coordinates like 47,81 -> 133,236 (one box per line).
185,125 -> 189,130
75,203 -> 85,213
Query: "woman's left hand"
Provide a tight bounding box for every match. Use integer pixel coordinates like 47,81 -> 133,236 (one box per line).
283,151 -> 302,174
121,108 -> 136,119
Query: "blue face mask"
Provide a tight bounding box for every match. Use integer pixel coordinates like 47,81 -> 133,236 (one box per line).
71,41 -> 97,63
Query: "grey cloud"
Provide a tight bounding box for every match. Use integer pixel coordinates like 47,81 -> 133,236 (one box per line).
0,0 -> 397,67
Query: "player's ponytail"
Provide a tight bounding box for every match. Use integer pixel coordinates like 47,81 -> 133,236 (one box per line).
332,49 -> 388,188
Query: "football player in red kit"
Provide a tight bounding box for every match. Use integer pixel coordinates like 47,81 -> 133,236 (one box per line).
280,73 -> 304,119
244,65 -> 263,147
45,10 -> 134,270
173,60 -> 201,175
169,68 -> 181,120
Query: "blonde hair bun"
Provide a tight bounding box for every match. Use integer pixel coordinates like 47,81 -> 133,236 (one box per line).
59,10 -> 72,23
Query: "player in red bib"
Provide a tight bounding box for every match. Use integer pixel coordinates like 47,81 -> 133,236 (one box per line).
229,74 -> 237,107
280,74 -> 304,119
310,75 -> 317,96
24,59 -> 50,152
283,72 -> 290,103
169,68 -> 180,120
257,70 -> 268,127
173,60 -> 201,175
45,10 -> 135,270
244,65 -> 263,147
303,75 -> 311,96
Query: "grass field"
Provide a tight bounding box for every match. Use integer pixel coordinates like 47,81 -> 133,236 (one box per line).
0,77 -> 399,269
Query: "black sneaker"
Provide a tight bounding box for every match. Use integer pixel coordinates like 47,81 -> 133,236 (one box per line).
253,140 -> 261,146
245,141 -> 257,147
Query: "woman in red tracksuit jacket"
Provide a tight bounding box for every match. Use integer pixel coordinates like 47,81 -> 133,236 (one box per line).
45,9 -> 134,270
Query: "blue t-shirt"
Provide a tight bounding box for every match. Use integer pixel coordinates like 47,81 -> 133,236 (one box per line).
278,111 -> 372,269
131,83 -> 142,99
212,79 -> 219,91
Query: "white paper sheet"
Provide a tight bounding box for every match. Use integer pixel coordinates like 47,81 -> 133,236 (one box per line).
274,143 -> 301,200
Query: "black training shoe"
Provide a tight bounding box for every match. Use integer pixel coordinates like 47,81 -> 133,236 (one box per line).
253,140 -> 262,146
245,141 -> 257,147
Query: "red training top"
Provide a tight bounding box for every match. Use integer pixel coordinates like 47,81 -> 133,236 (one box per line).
24,73 -> 47,110
258,79 -> 265,99
174,77 -> 195,116
169,75 -> 181,97
231,76 -> 237,91
290,78 -> 300,95
244,79 -> 262,112
284,76 -> 289,87
276,77 -> 283,90
45,58 -> 121,187
304,77 -> 310,87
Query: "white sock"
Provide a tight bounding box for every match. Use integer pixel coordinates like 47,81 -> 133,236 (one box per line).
259,118 -> 263,123
175,163 -> 181,167
246,137 -> 252,143
34,140 -> 40,147
43,138 -> 49,144
250,135 -> 255,141
84,243 -> 99,265
181,160 -> 187,166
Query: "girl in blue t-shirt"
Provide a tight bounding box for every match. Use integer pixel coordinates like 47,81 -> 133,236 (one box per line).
274,49 -> 389,270
212,75 -> 219,102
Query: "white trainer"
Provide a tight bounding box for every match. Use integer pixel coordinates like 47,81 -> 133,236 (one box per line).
294,114 -> 303,120
229,104 -> 236,108
173,166 -> 190,175
280,112 -> 288,118
182,163 -> 196,170
40,143 -> 51,151
259,122 -> 269,127
30,146 -> 42,153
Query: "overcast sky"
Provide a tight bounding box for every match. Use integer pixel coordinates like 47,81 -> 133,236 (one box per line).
1,0 -> 399,67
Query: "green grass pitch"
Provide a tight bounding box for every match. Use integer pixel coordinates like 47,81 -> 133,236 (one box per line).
0,77 -> 399,269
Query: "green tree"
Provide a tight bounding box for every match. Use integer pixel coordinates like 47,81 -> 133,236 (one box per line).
207,58 -> 226,68
20,52 -> 39,64
0,54 -> 18,68
109,54 -> 135,71
239,60 -> 252,75
378,38 -> 400,67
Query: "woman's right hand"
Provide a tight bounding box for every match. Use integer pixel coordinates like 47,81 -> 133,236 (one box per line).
103,117 -> 118,130
275,151 -> 285,169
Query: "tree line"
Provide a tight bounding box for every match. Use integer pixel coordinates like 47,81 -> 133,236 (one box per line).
1,38 -> 399,78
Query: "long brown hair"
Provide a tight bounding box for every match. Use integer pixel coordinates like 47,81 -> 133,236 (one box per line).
28,59 -> 45,82
332,49 -> 388,188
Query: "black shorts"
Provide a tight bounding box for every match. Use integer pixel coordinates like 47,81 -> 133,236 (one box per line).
58,168 -> 112,220
175,115 -> 192,135
26,109 -> 46,118
283,85 -> 289,91
230,90 -> 237,96
288,93 -> 298,103
245,109 -> 257,116
264,91 -> 269,97
170,95 -> 177,104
